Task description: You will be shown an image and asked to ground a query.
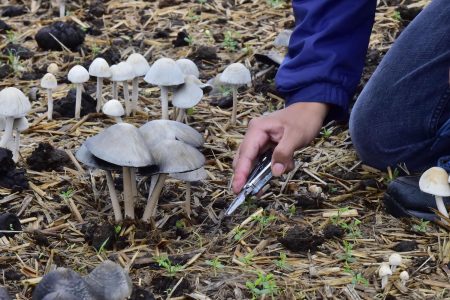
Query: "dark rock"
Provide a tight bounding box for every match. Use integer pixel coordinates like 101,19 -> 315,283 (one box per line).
278,225 -> 324,252
0,64 -> 13,80
83,223 -> 116,251
53,89 -> 97,118
398,5 -> 422,24
0,148 -> 28,191
210,96 -> 233,108
3,44 -> 33,60
35,21 -> 85,51
172,30 -> 190,47
26,143 -> 71,172
0,212 -> 22,238
0,20 -> 12,33
94,47 -> 121,65
2,6 -> 27,17
130,286 -> 155,300
0,149 -> 15,175
391,240 -> 417,252
215,18 -> 227,25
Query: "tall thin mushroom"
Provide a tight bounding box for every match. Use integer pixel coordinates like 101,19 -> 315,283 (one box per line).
220,63 -> 251,125
67,65 -> 89,119
173,75 -> 204,122
144,58 -> 184,120
126,53 -> 150,114
40,73 -> 57,120
89,58 -> 111,112
110,62 -> 135,116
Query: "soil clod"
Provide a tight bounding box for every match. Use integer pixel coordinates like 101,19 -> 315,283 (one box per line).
0,213 -> 22,238
391,240 -> 418,252
172,30 -> 190,47
53,89 -> 97,118
2,6 -> 27,17
210,96 -> 233,108
35,21 -> 85,51
0,148 -> 28,191
278,225 -> 324,252
3,44 -> 34,60
27,143 -> 71,172
130,286 -> 156,300
0,20 -> 12,33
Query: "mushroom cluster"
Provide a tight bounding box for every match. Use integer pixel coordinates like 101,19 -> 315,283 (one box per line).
378,253 -> 408,290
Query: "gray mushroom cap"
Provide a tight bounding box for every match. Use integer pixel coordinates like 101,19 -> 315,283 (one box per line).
89,58 -> 111,78
139,120 -> 203,148
0,87 -> 31,118
143,57 -> 185,86
126,53 -> 150,77
220,63 -> 251,86
75,144 -> 120,171
32,268 -> 93,300
172,75 -> 204,109
170,167 -> 207,182
110,62 -> 135,82
151,140 -> 205,173
0,286 -> 10,300
85,123 -> 153,167
176,58 -> 200,78
83,260 -> 132,300
42,291 -> 79,300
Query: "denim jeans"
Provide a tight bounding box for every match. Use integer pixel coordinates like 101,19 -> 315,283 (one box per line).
349,0 -> 450,173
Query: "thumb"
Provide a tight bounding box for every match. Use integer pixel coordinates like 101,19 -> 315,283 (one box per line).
271,132 -> 297,176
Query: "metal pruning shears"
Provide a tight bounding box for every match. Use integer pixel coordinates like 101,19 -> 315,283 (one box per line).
225,149 -> 273,216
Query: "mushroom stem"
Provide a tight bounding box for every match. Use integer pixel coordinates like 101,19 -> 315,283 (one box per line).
0,117 -> 14,148
160,86 -> 169,120
112,82 -> 118,99
231,87 -> 237,125
13,130 -> 20,162
142,173 -> 168,221
74,83 -> 82,119
381,276 -> 388,289
435,196 -> 449,218
122,167 -> 134,219
131,78 -> 139,114
130,167 -> 138,199
59,0 -> 65,17
47,89 -> 53,121
95,77 -> 103,113
114,116 -> 123,123
105,170 -> 123,222
123,81 -> 131,117
184,182 -> 191,217
176,109 -> 185,123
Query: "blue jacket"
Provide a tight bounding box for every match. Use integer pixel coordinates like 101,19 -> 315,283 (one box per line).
275,0 -> 377,120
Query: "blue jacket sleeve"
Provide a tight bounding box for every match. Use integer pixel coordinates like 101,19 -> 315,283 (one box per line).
275,0 -> 377,121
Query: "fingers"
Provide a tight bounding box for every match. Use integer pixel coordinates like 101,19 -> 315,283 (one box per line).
271,129 -> 299,176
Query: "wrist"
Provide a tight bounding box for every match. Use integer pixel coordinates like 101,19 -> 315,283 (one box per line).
287,102 -> 330,120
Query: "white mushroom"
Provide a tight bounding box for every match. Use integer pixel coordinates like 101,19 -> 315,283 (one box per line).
12,117 -> 28,162
58,0 -> 65,18
111,62 -> 135,116
144,58 -> 185,120
419,167 -> 450,218
67,65 -> 89,119
173,75 -> 204,122
0,87 -> 31,148
399,270 -> 409,288
176,58 -> 200,78
220,63 -> 251,125
388,253 -> 402,273
41,73 -> 57,120
89,58 -> 111,112
102,100 -> 124,124
47,63 -> 59,75
126,53 -> 150,114
379,263 -> 392,289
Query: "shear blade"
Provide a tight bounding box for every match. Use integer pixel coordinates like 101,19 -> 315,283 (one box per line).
225,192 -> 247,216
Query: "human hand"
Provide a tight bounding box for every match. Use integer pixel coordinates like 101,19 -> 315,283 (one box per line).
232,102 -> 329,194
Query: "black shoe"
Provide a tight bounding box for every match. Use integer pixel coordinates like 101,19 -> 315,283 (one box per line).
383,176 -> 450,221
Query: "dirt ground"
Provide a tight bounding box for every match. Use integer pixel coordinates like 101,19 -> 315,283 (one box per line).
1,0 -> 448,299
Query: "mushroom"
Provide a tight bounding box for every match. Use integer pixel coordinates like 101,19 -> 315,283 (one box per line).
0,286 -> 10,300
110,65 -> 119,100
273,29 -> 293,47
32,268 -> 92,300
11,117 -> 29,162
388,253 -> 402,272
170,167 -> 207,217
0,87 -> 31,148
58,0 -> 65,18
378,263 -> 392,289
144,58 -> 185,120
102,100 -> 124,123
110,62 -> 135,116
76,144 -> 123,222
399,270 -> 409,288
67,65 -> 89,119
142,140 -> 205,221
126,53 -> 150,114
220,63 -> 251,125
40,73 -> 58,120
84,260 -> 132,300
47,63 -> 59,75
85,123 -> 153,219
419,166 -> 450,218
173,75 -> 204,122
176,58 -> 199,78
89,58 -> 111,112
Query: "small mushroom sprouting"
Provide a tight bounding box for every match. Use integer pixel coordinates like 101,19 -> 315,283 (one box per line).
84,123 -> 153,219
220,63 -> 251,125
170,167 -> 207,217
47,63 -> 59,75
399,270 -> 409,288
40,73 -> 58,120
176,58 -> 199,78
144,58 -> 185,120
67,65 -> 90,119
141,140 -> 205,221
89,57 -> 111,112
126,53 -> 150,114
102,100 -> 124,123
419,166 -> 450,218
110,62 -> 135,116
173,75 -> 204,122
0,87 -> 31,148
84,260 -> 132,300
388,253 -> 402,272
76,144 -> 123,222
378,263 -> 392,289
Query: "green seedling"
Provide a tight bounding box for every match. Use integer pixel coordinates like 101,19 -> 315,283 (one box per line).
246,271 -> 278,299
6,31 -> 16,43
6,50 -> 24,75
413,219 -> 429,233
288,204 -> 296,217
223,31 -> 239,52
392,11 -> 402,21
114,225 -> 122,234
91,44 -> 101,57
218,85 -> 233,97
340,218 -> 362,240
239,252 -> 254,266
155,255 -> 183,277
252,214 -> 277,236
96,237 -> 110,254
320,128 -> 333,138
384,167 -> 400,183
175,219 -> 186,229
184,35 -> 195,46
60,188 -> 75,200
343,264 -> 368,286
266,0 -> 285,8
186,107 -> 195,116
206,257 -> 224,276
338,241 -> 356,263
330,207 -> 350,225
234,228 -> 247,241
273,252 -> 292,271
